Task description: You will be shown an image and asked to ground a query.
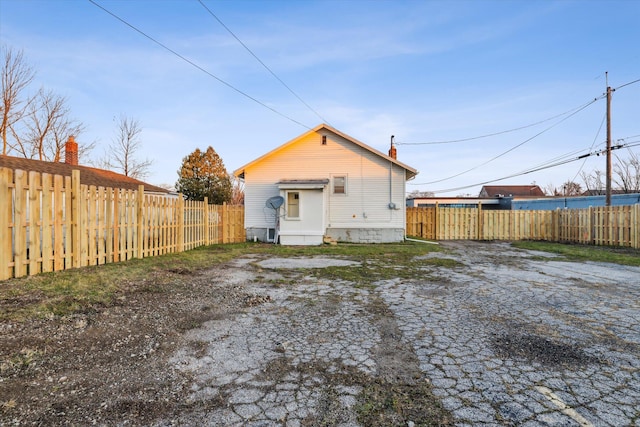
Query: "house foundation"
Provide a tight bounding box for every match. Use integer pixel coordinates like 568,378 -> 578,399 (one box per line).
325,228 -> 405,243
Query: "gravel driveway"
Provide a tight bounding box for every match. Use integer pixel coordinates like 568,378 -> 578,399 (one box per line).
2,241 -> 638,426
169,241 -> 640,426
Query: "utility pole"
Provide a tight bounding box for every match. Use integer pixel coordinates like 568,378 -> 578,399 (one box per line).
605,73 -> 612,206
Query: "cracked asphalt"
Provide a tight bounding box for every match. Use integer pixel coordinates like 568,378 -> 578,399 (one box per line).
169,241 -> 640,426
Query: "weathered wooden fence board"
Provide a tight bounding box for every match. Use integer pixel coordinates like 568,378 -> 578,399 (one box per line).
407,205 -> 639,248
3,165 -> 638,281
1,167 -> 245,281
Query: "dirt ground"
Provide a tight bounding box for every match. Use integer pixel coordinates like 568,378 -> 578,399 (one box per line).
2,241 -> 638,426
0,251 -> 452,426
0,265 -> 254,425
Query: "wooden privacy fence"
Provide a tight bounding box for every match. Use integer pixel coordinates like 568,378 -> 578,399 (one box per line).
407,204 -> 640,248
0,167 -> 245,280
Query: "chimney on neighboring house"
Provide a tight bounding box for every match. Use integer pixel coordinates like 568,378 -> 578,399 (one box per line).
388,135 -> 397,159
65,136 -> 78,165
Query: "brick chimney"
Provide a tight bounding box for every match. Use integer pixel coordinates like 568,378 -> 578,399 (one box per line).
388,135 -> 397,159
65,136 -> 78,165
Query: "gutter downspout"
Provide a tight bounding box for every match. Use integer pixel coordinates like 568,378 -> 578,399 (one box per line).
389,135 -> 395,210
389,160 -> 393,208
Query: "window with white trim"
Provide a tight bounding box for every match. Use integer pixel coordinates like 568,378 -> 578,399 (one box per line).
287,192 -> 300,218
333,176 -> 346,194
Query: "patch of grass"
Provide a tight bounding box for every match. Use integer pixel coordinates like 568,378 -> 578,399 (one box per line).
311,256 -> 462,285
0,241 -> 443,322
355,378 -> 454,426
297,243 -> 458,285
1,347 -> 43,376
255,240 -> 445,260
255,358 -> 453,426
0,243 -> 252,322
512,241 -> 640,266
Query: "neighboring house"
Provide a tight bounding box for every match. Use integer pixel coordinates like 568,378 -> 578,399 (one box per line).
512,193 -> 640,210
233,124 -> 418,245
479,185 -> 545,198
0,136 -> 170,195
407,185 -> 546,210
407,196 -> 504,210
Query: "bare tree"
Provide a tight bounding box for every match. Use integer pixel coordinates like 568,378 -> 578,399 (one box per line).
542,182 -> 560,196
561,181 -> 582,196
613,150 -> 640,193
10,88 -> 88,162
1,45 -> 35,155
230,174 -> 245,205
543,181 -> 582,196
580,169 -> 605,195
579,149 -> 640,195
22,88 -> 66,160
101,115 -> 153,179
2,45 -> 90,162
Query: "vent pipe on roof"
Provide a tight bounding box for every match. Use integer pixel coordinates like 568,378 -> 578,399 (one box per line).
65,136 -> 78,165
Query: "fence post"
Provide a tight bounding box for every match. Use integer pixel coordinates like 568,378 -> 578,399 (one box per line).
222,202 -> 228,244
71,170 -> 81,268
0,167 -> 12,280
136,185 -> 144,258
13,170 -> 27,277
435,202 -> 440,240
204,197 -> 209,246
633,204 -> 639,249
588,206 -> 593,244
477,201 -> 483,240
177,194 -> 184,252
28,171 -> 41,276
105,188 -> 114,263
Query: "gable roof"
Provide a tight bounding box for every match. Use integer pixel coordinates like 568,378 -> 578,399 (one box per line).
233,124 -> 418,180
0,155 -> 170,194
479,185 -> 545,198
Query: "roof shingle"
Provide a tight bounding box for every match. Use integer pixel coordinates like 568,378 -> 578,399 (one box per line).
479,185 -> 545,198
0,155 -> 169,194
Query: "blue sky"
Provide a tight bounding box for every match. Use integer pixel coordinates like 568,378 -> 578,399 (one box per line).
1,0 -> 638,195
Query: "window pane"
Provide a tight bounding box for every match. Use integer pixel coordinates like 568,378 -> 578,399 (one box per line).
287,192 -> 299,218
334,176 -> 345,194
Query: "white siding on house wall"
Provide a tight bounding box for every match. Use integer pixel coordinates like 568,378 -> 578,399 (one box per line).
279,189 -> 325,245
327,162 -> 405,226
240,129 -> 410,241
244,182 -> 281,231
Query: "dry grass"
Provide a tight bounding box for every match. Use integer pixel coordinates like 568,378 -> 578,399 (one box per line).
0,241 -> 443,322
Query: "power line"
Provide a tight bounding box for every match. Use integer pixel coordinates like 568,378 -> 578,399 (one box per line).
197,0 -> 330,125
414,97 -> 601,185
525,145 -> 598,174
423,141 -> 634,194
397,79 -> 636,147
395,98 -> 603,145
614,78 -> 640,91
571,110 -> 606,183
88,0 -> 312,130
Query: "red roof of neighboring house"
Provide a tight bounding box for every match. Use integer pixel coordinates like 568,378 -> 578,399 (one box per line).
479,185 -> 545,198
0,155 -> 169,194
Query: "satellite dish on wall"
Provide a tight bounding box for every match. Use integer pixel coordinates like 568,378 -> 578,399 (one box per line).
265,196 -> 284,244
266,196 -> 284,210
